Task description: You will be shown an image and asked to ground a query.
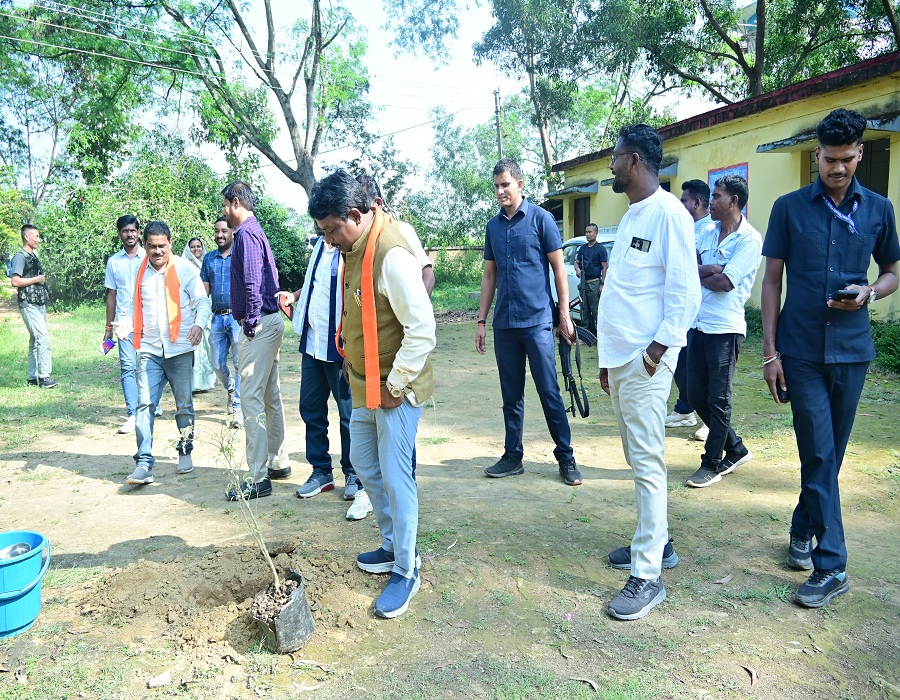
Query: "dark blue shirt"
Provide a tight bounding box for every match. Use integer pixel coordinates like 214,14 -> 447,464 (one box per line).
200,249 -> 233,312
763,177 -> 900,363
230,215 -> 280,336
484,198 -> 562,329
576,242 -> 608,280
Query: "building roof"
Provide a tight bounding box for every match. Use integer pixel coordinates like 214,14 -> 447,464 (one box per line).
552,51 -> 900,173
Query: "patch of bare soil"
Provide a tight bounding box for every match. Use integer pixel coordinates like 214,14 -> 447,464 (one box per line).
1,320 -> 899,699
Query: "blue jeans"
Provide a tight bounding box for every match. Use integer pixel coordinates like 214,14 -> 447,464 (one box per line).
350,399 -> 422,577
118,336 -> 138,417
19,301 -> 52,380
134,351 -> 194,470
782,355 -> 868,571
209,313 -> 240,409
494,324 -> 573,462
299,353 -> 353,478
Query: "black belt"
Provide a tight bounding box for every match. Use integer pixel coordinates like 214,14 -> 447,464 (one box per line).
214,308 -> 232,316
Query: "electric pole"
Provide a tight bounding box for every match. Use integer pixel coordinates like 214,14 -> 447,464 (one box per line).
494,88 -> 503,160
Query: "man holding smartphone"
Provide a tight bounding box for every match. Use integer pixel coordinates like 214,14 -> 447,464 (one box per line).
761,108 -> 900,608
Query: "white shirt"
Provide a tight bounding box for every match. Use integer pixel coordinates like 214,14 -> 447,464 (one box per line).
138,256 -> 212,357
104,247 -> 146,320
378,247 -> 436,406
695,217 -> 762,336
598,187 -> 702,371
397,220 -> 432,270
304,244 -> 340,360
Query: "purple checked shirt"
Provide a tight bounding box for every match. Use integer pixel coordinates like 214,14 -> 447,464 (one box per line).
230,215 -> 280,336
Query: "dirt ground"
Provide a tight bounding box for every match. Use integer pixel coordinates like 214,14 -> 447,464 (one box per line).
1,314 -> 900,699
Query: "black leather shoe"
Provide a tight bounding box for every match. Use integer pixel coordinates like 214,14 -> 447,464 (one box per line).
226,477 -> 272,501
268,466 -> 292,480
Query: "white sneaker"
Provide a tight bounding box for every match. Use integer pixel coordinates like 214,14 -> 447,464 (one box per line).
177,453 -> 194,474
346,490 -> 373,520
693,424 -> 710,441
117,415 -> 136,434
230,408 -> 244,429
665,411 -> 697,427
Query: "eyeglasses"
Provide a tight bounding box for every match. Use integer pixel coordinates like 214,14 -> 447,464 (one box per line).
610,151 -> 638,164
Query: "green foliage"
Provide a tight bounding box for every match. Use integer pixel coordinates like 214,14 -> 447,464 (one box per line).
255,197 -> 312,292
0,184 -> 29,257
872,317 -> 900,373
34,130 -> 309,306
433,248 -> 484,287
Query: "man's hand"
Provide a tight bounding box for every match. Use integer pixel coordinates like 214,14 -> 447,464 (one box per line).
35,274 -> 46,285
557,313 -> 575,346
597,284 -> 603,297
827,284 -> 870,311
274,290 -> 298,306
599,368 -> 610,395
476,324 -> 487,355
103,327 -> 114,342
380,383 -> 403,409
764,357 -> 788,403
187,325 -> 203,346
342,359 -> 349,384
643,341 -> 667,377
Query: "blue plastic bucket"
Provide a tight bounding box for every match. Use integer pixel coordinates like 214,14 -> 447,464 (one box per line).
0,531 -> 51,638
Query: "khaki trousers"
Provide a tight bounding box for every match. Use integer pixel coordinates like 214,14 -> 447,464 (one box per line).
237,313 -> 288,482
608,353 -> 673,580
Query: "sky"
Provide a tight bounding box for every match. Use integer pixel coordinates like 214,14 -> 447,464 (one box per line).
238,0 -> 523,210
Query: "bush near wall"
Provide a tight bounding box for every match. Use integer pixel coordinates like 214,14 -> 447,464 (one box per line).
433,247 -> 483,287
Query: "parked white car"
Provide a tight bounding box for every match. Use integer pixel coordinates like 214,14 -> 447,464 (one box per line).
550,231 -> 616,324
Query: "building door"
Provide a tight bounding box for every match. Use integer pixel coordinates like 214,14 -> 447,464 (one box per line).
574,196 -> 590,238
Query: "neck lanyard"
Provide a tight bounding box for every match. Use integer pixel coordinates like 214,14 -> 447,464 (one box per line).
822,194 -> 859,235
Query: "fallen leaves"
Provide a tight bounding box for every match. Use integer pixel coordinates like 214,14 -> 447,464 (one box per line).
713,574 -> 734,585
570,677 -> 599,691
740,664 -> 759,686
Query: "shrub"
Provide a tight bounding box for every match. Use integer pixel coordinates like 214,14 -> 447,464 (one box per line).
872,317 -> 900,373
433,247 -> 483,287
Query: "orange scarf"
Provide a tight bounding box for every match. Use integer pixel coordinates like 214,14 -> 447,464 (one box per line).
335,210 -> 386,409
132,255 -> 183,350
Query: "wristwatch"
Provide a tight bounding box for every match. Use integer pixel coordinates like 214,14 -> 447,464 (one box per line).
386,381 -> 404,398
868,286 -> 877,304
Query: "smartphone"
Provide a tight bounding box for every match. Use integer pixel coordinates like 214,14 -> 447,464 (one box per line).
833,289 -> 858,301
776,386 -> 790,403
101,338 -> 115,355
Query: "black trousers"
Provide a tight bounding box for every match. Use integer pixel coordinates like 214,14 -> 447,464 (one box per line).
781,355 -> 868,571
687,330 -> 745,467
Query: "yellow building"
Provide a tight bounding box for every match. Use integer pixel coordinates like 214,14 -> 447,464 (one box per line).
550,52 -> 900,315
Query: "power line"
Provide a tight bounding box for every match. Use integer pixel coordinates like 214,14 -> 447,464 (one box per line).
0,32 -> 210,78
0,9 -> 213,64
32,0 -> 214,47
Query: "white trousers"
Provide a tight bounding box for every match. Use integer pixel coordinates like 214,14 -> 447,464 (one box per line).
608,353 -> 673,580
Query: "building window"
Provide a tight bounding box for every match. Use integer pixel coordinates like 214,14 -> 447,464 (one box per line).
574,196 -> 590,238
808,138 -> 889,196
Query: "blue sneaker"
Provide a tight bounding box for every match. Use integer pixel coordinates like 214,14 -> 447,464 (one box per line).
374,570 -> 421,619
795,569 -> 850,608
357,547 -> 422,574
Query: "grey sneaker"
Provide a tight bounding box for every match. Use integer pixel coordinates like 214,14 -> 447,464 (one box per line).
787,532 -> 813,570
126,466 -> 154,485
665,411 -> 697,427
346,490 -> 373,520
608,538 -> 679,570
608,575 -> 667,620
227,390 -> 235,416
558,458 -> 583,486
176,454 -> 194,474
484,455 -> 524,478
344,476 -> 361,501
686,465 -> 721,488
296,471 -> 335,498
795,569 -> 850,608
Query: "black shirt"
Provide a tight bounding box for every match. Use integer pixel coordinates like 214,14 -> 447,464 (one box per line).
576,242 -> 608,280
763,177 -> 900,363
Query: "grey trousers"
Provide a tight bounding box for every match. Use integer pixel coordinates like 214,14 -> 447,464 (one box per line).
19,301 -> 52,380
